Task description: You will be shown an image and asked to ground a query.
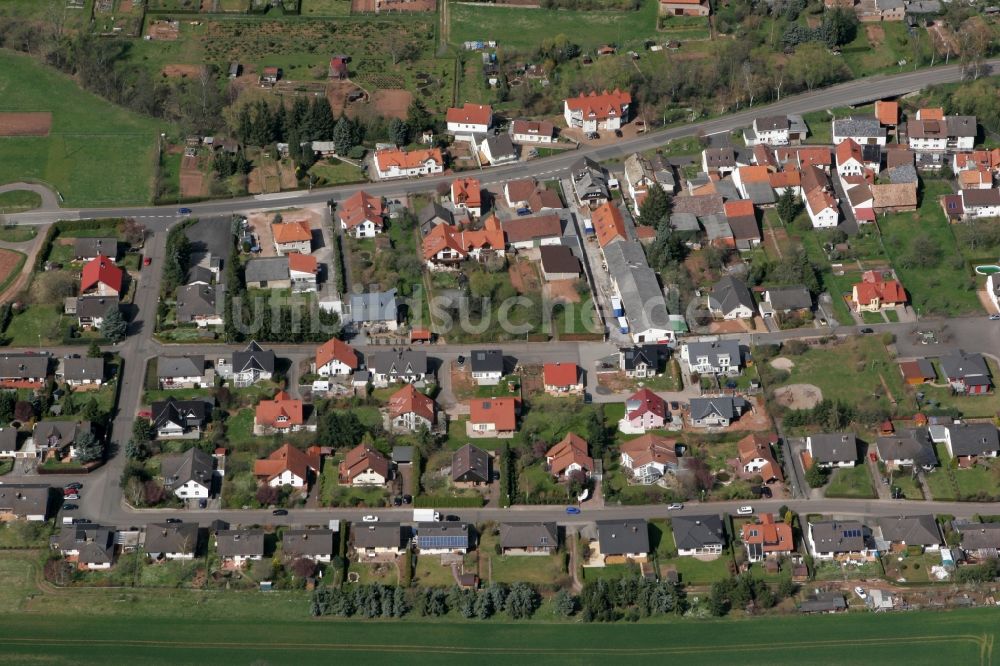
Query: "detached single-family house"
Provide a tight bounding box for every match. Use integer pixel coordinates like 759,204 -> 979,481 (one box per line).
737,433 -> 783,484
875,428 -> 936,470
283,529 -> 336,563
176,284 -> 224,327
160,447 -> 214,500
367,349 -> 428,386
806,432 -> 858,469
272,220 -> 312,256
960,188 -> 1000,219
957,522 -> 1000,560
60,357 -> 105,387
501,213 -> 563,250
0,354 -> 48,389
254,391 -> 314,435
0,428 -> 17,458
216,529 -> 265,567
451,177 -> 483,218
446,103 -> 493,138
620,388 -> 668,435
74,237 -> 118,262
145,522 -> 199,561
470,349 -> 504,385
673,514 -> 726,557
659,0 -> 710,15
349,289 -> 400,331
681,340 -> 742,376
499,522 -> 558,555
481,134 -> 518,165
852,270 -> 906,312
758,286 -> 812,322
158,356 -> 208,390
688,396 -> 748,428
595,519 -> 649,563
416,522 -> 470,555
539,245 -> 581,282
807,520 -> 874,560
352,523 -> 407,557
546,433 -> 593,479
315,337 -> 361,376
744,116 -> 791,147
452,444 -> 492,487
619,433 -> 677,484
72,294 -> 119,330
876,515 -> 942,552
80,256 -> 124,297
0,484 -> 50,522
387,384 -> 436,432
832,116 -> 886,146
570,157 -> 609,205
943,423 -> 999,466
708,276 -> 756,320
563,89 -> 631,132
742,513 -> 794,563
939,351 -> 991,395
467,397 -> 518,437
52,523 -> 115,569
543,362 -> 583,396
339,443 -> 390,486
421,218 -> 505,269
339,190 -> 385,238
619,345 -> 663,379
373,147 -> 444,180
805,187 -> 839,228
152,399 -> 207,439
510,119 -> 555,144
227,341 -> 275,388
254,443 -> 321,489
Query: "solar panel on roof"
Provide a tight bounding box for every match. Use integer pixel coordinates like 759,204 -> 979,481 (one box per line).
419,535 -> 468,548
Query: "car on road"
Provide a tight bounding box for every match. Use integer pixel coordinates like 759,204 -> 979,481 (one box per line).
63,494 -> 80,501
667,503 -> 684,511
402,495 -> 412,505
990,314 -> 1000,321
565,506 -> 581,515
392,496 -> 402,506
614,129 -> 623,138
854,586 -> 867,600
362,515 -> 379,522
737,505 -> 754,515
74,518 -> 91,524
165,518 -> 182,524
859,327 -> 874,334
65,482 -> 83,490
272,509 -> 288,516
63,488 -> 79,496
61,503 -> 78,511
178,207 -> 192,215
143,256 -> 152,266
445,515 -> 461,521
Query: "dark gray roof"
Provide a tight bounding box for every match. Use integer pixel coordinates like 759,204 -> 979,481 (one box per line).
744,180 -> 776,205
152,399 -> 209,430
671,515 -> 725,551
186,265 -> 215,286
0,354 -> 48,379
946,116 -> 977,138
939,351 -> 990,380
714,176 -> 742,202
353,522 -> 406,549
470,349 -> 503,374
53,523 -> 115,564
452,444 -> 491,484
418,202 -> 454,234
161,447 -> 214,490
0,427 -> 17,453
946,423 -> 1000,457
669,212 -> 701,232
596,519 -> 649,555
876,515 -> 941,547
703,148 -> 736,169
885,164 -> 918,184
145,522 -> 199,555
603,240 -> 671,334
765,286 -> 812,311
620,345 -> 663,372
808,432 -> 858,464
755,116 -> 789,131
484,134 -> 516,159
709,276 -> 755,315
0,484 -> 49,518
957,522 -> 1000,551
176,284 -> 223,320
33,421 -> 89,451
74,237 -> 118,259
499,522 -> 558,550
392,446 -> 414,464
244,257 -> 289,283
798,592 -> 846,613
283,529 -> 336,558
906,0 -> 941,12
367,349 -> 427,377
75,295 -> 119,318
416,522 -> 470,550
350,289 -> 398,324
833,116 -> 884,139
539,245 -> 580,275
689,396 -> 747,421
232,341 -> 275,375
875,428 -> 936,467
62,357 -> 105,383
810,520 -> 866,553
684,340 -> 741,367
216,529 -> 265,558
157,356 -> 205,379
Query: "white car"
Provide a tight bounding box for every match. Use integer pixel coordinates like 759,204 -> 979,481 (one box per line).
990,314 -> 1000,321
361,515 -> 379,523
737,505 -> 754,515
667,503 -> 684,511
854,586 -> 867,600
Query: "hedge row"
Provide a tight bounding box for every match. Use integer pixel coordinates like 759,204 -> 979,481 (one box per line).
412,495 -> 484,508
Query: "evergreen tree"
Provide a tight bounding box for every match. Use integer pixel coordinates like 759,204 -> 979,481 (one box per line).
87,341 -> 102,358
333,116 -> 356,155
100,306 -> 127,343
776,189 -> 802,225
389,118 -> 410,147
406,99 -> 432,133
273,103 -> 288,142
236,104 -> 253,146
73,431 -> 104,463
310,97 -> 337,141
637,184 -> 672,227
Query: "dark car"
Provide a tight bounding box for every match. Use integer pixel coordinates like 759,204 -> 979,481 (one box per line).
583,392 -> 593,404
860,327 -> 874,334
65,482 -> 83,490
272,509 -> 288,516
177,207 -> 192,215
392,496 -> 402,506
614,129 -> 623,138
445,515 -> 461,521
456,355 -> 465,366
402,495 -> 412,505
165,518 -> 182,524
61,503 -> 79,511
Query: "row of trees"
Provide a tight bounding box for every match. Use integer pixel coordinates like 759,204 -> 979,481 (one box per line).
310,582 -> 541,619
577,576 -> 685,622
708,573 -> 795,616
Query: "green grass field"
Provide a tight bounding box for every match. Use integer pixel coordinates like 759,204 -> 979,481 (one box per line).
0,190 -> 41,214
825,465 -> 876,499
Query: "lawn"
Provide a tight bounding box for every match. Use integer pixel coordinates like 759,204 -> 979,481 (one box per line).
824,465 -> 876,499
449,0 -> 659,51
0,224 -> 36,243
921,361 -> 1000,419
446,418 -> 505,451
652,519 -> 734,585
308,159 -> 366,187
479,529 -> 567,585
0,191 -> 41,214
887,470 -> 924,500
552,300 -> 599,338
301,0 -> 352,15
3,304 -> 69,346
0,51 -> 164,206
225,409 -> 256,448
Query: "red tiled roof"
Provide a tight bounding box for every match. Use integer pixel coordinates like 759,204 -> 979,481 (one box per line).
592,202 -> 627,248
836,138 -> 863,166
620,433 -> 676,468
287,253 -> 318,274
737,433 -> 783,482
388,384 -> 435,423
875,100 -> 898,126
546,432 -> 593,476
255,390 -> 304,429
854,271 -> 906,305
253,443 -> 320,484
451,178 -> 482,209
741,513 -> 793,553
769,169 -> 801,188
315,337 -> 358,371
796,147 -> 832,169
80,255 -> 123,294
338,443 -> 390,483
469,397 -> 517,431
724,199 -> 755,220
737,165 -> 771,183
375,147 -> 443,172
338,190 -> 385,230
626,388 -> 667,421
543,362 -> 579,387
422,216 -> 505,260
446,103 -> 492,127
564,89 -> 631,121
272,220 -> 312,244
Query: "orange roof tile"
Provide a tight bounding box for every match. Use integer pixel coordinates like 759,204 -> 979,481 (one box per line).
546,432 -> 593,476
253,443 -> 320,484
543,362 -> 579,387
446,103 -> 492,127
564,89 -> 631,121
469,397 -> 517,431
451,178 -> 482,209
835,138 -> 863,166
592,202 -> 627,248
388,384 -> 436,423
286,252 -> 317,274
375,147 -> 443,172
338,190 -> 385,230
315,337 -> 358,371
737,165 -> 771,183
724,199 -> 755,219
741,513 -> 794,553
422,216 -> 505,261
917,107 -> 944,121
338,443 -> 390,483
769,170 -> 801,188
620,432 -> 676,468
255,390 -> 304,429
875,100 -> 898,126
272,220 -> 312,244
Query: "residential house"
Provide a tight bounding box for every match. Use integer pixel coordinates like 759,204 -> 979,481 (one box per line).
701,147 -> 739,176
956,522 -> 1000,559
328,55 -> 348,79
959,189 -> 1000,219
176,284 -> 224,327
603,240 -> 676,344
271,220 -> 312,256
0,428 -> 18,458
160,447 -> 214,500
870,183 -> 917,213
254,391 -> 313,435
446,103 -> 493,138
52,523 -> 115,569
846,183 -> 875,224
254,443 -> 321,489
805,187 -> 839,228
876,515 -> 942,552
452,444 -> 492,487
874,0 -> 905,20
758,286 -> 812,322
595,519 -> 649,563
943,423 -> 999,465
907,115 -> 976,153
416,522 -> 470,555
339,443 -> 390,486
60,357 -> 105,387
72,294 -> 119,330
504,178 -> 538,208
501,213 -> 563,250
283,529 -> 336,563
592,202 -> 628,249
708,276 -> 756,319
619,345 -> 663,379
367,349 -> 428,386
737,433 -> 783,483
348,289 -> 399,330
672,515 -> 726,557
806,432 -> 858,469
152,399 -> 207,439
832,116 -> 886,146
338,190 -> 385,238
570,157 -> 609,205
742,513 -> 794,562
899,359 -> 936,385
227,341 -> 275,388
352,522 -> 407,557
260,67 -> 280,84
620,388 -> 669,435
470,349 -> 504,385
543,362 -> 583,395
624,153 -> 656,211
798,592 -> 848,613
0,484 -> 50,521
959,168 -> 994,190
836,138 -> 881,177
0,354 -> 48,389
528,189 -> 564,214
539,245 -> 581,281
74,237 -> 118,262
875,428 -> 936,470
875,100 -> 899,127
145,522 -> 199,561
374,147 -> 444,180
681,340 -> 742,375
315,337 -> 360,376
480,134 -> 518,165
157,356 -> 208,389
546,432 -> 593,479
418,201 -> 454,234
499,522 -> 558,555
939,351 -> 992,395
724,200 -> 761,251
807,520 -> 873,560
688,396 -> 748,428
852,270 -> 905,312
80,255 -> 123,297
387,384 -> 436,432
744,116 -> 791,147
451,178 -> 482,218
563,89 -> 631,132
619,433 -> 677,484
216,529 -> 265,567
659,0 -> 710,15
510,119 -> 555,144
421,217 -> 505,269
467,397 -> 518,437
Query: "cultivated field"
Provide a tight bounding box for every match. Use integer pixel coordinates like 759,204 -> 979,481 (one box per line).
0,112 -> 52,136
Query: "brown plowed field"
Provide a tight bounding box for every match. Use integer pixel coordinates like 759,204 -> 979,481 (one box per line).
0,113 -> 52,137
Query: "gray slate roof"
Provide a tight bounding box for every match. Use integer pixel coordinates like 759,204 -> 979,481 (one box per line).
353,522 -> 406,550
176,284 -> 223,321
367,349 -> 427,377
499,522 -> 558,550
596,519 -> 650,556
672,514 -> 726,551
74,237 -> 118,259
689,396 -> 747,421
244,257 -> 290,283
875,428 -> 936,467
709,276 -> 755,315
152,399 -> 209,430
957,522 -> 1000,551
161,447 -> 214,491
216,529 -> 265,558
685,339 -> 741,368
939,351 -> 990,380
946,423 -> 1000,457
765,286 -> 812,311
885,164 -> 918,184
452,444 -> 491,484
53,523 -> 115,564
484,134 -> 516,159
470,349 -> 503,375
283,529 -> 336,559
350,289 -> 398,324
232,341 -> 276,375
157,356 -> 205,379
0,354 -> 48,379
62,357 -> 105,383
0,427 -> 17,454
810,520 -> 866,553
603,240 -> 671,334
876,515 -> 941,547
33,421 -> 89,451
0,484 -> 49,518
145,522 -> 199,556
833,116 -> 884,139
744,180 -> 776,205
75,295 -> 119,319
808,432 -> 858,464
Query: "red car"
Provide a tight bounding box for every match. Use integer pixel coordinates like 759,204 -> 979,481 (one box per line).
143,256 -> 152,266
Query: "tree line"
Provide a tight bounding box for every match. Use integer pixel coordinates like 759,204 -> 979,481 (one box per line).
310,581 -> 541,620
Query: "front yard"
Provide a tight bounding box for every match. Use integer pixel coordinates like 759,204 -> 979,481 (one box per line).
478,528 -> 568,586
824,465 -> 876,499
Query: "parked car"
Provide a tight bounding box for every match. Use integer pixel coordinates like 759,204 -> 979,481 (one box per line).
667,503 -> 684,511
392,496 -> 402,506
272,509 -> 288,516
445,515 -> 461,521
737,505 -> 754,515
614,129 -> 623,138
61,503 -> 78,511
63,488 -> 79,497
402,495 -> 412,505
859,327 -> 874,334
65,482 -> 83,490
456,355 -> 465,366
165,518 -> 182,524
854,586 -> 867,600
990,314 -> 1000,321
362,515 -> 379,522
143,256 -> 152,266
565,506 -> 581,515
64,494 -> 80,501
